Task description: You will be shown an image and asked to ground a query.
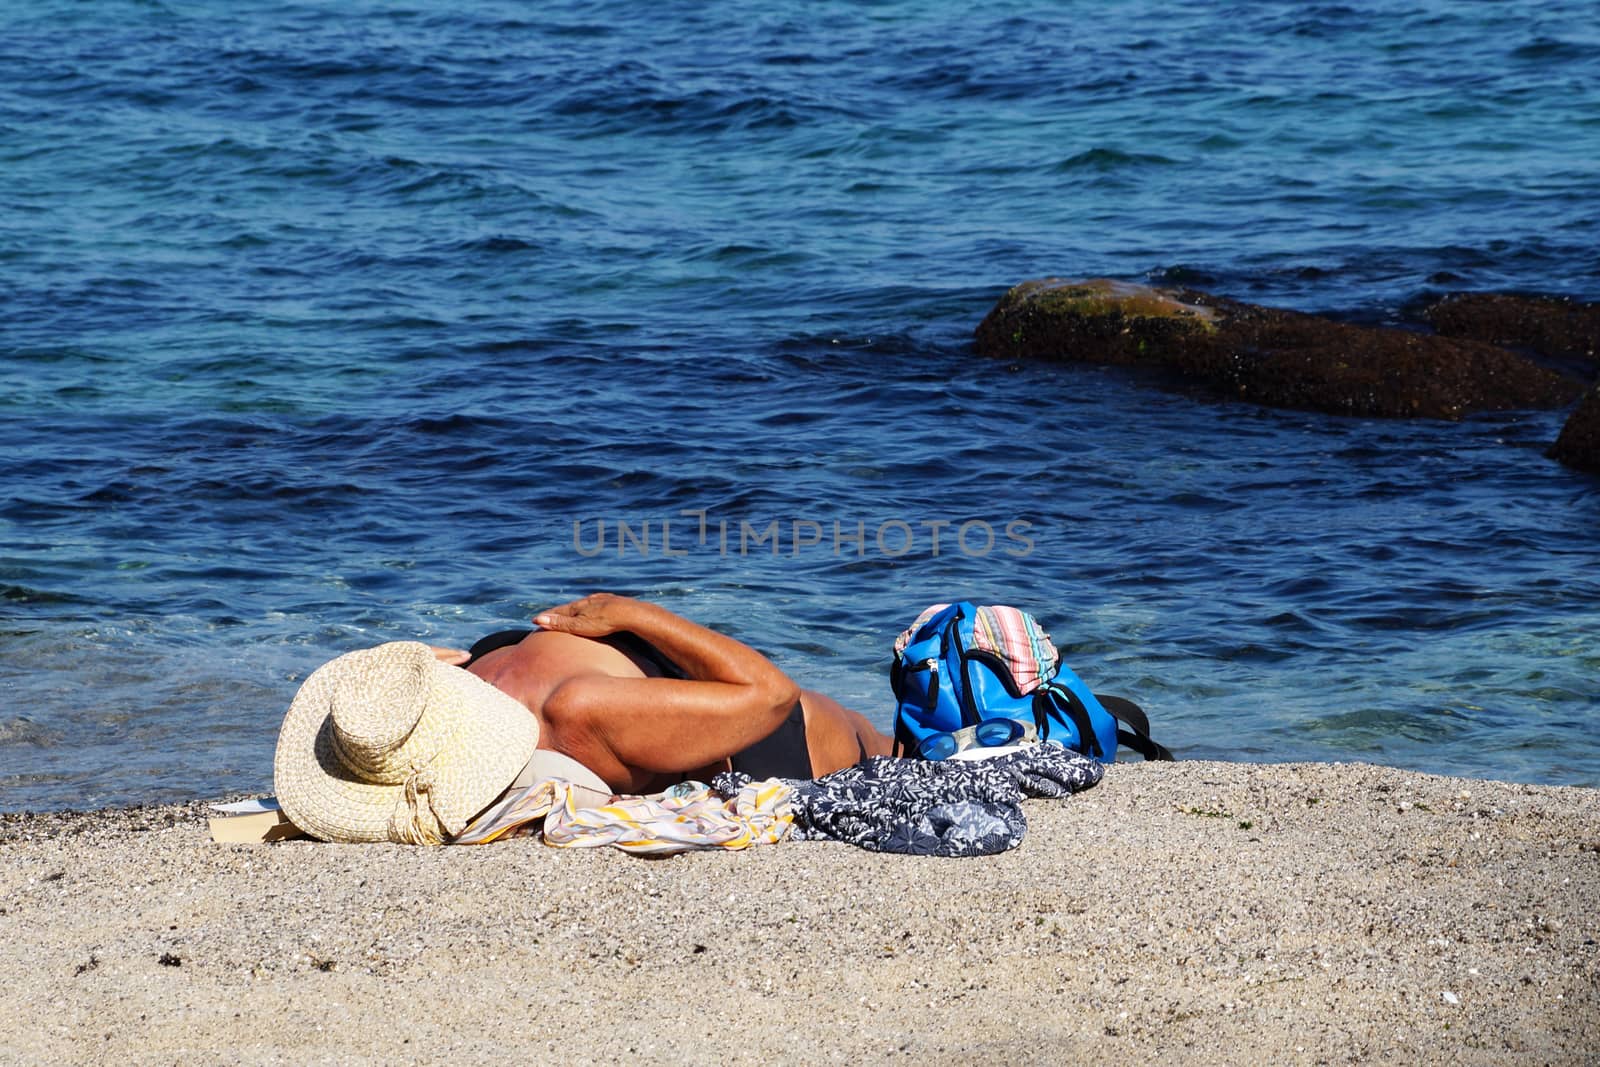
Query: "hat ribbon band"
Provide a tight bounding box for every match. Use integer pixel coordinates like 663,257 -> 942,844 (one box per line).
389,762 -> 448,846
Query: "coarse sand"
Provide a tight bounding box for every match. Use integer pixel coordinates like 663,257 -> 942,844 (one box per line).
2,759 -> 1596,1065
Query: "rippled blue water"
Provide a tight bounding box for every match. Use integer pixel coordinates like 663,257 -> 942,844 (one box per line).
2,0 -> 1597,811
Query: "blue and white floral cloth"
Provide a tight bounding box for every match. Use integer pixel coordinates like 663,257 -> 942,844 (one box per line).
715,743 -> 1103,858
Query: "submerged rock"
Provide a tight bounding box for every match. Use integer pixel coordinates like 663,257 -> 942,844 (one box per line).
1424,292 -> 1600,371
976,278 -> 1583,420
1423,291 -> 1600,476
972,277 -> 1220,367
1549,381 -> 1600,475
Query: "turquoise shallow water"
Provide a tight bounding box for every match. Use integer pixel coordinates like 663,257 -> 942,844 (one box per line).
1,0 -> 1597,811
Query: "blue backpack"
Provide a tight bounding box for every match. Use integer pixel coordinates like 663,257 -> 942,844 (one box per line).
891,602 -> 1173,762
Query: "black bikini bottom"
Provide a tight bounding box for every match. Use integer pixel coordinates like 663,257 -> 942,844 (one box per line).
465,628 -> 814,779
728,699 -> 812,780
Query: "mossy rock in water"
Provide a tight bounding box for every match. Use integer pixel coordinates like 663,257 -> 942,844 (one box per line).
974,278 -> 1218,367
1549,380 -> 1600,475
1424,292 -> 1600,373
976,277 -> 1584,420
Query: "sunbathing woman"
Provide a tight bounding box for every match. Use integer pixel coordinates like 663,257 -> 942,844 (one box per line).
443,593 -> 892,794
275,593 -> 893,844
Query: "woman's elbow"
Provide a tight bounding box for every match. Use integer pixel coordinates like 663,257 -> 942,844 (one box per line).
764,676 -> 801,720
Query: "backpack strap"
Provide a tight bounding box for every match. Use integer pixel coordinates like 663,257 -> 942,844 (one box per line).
1095,694 -> 1175,761
1115,728 -> 1174,761
891,712 -> 920,759
1034,685 -> 1104,760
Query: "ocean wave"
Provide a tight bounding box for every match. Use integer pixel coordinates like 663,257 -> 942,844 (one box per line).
1052,147 -> 1182,172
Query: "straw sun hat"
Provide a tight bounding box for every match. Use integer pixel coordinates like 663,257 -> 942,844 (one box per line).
274,641 -> 540,844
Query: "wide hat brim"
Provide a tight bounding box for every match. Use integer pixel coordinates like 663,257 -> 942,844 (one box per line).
274,642 -> 539,844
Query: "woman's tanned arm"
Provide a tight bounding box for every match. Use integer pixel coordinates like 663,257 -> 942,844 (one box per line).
533,594 -> 800,774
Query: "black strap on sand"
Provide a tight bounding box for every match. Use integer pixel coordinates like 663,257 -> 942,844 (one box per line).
1096,693 -> 1176,761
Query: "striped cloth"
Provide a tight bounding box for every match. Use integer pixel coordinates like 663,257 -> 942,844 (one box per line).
450,775 -> 795,855
894,603 -> 1060,694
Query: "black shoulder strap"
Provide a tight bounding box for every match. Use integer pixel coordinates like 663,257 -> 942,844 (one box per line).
1095,693 -> 1175,761
1036,685 -> 1104,760
892,711 -> 919,759
1115,727 -> 1175,762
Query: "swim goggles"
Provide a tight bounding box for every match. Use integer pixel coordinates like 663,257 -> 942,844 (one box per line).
917,718 -> 1038,761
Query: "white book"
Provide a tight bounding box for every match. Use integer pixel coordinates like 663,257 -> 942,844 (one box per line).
207,796 -> 305,844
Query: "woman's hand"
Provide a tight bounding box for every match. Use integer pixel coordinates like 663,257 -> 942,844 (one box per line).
429,645 -> 470,666
533,592 -> 642,638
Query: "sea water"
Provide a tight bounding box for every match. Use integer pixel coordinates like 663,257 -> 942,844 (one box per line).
1,0 -> 1596,811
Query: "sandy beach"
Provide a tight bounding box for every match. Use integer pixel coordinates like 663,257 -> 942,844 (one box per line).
2,759 -> 1595,1065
